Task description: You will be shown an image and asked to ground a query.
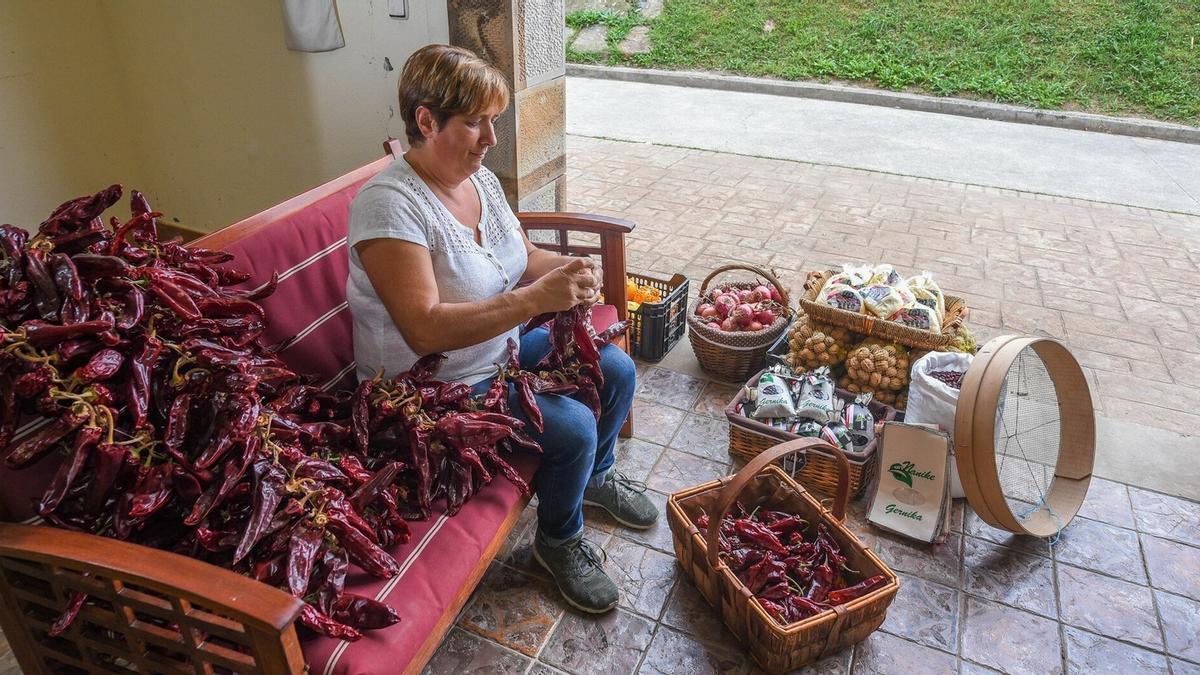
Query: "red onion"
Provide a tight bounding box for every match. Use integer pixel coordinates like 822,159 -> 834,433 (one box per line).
720,317 -> 737,331
755,309 -> 776,325
731,303 -> 755,326
697,303 -> 719,318
746,320 -> 764,331
714,294 -> 736,318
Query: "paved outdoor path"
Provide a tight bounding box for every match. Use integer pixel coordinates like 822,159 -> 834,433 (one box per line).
567,76 -> 1200,216
564,132 -> 1200,500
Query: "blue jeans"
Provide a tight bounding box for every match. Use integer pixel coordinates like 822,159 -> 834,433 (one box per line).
471,327 -> 636,543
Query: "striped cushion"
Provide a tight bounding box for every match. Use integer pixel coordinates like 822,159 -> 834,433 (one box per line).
220,181 -> 361,392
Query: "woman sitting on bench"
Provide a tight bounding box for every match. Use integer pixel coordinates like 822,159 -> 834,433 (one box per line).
346,44 -> 656,614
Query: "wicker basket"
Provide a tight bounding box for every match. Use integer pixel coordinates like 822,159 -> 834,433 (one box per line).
725,370 -> 900,498
667,438 -> 900,674
688,264 -> 792,382
799,270 -> 967,351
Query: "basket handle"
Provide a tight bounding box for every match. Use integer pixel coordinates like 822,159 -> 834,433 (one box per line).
699,264 -> 791,308
704,438 -> 851,569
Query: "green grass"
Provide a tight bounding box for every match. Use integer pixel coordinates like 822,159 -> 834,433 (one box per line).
566,8 -> 647,63
567,0 -> 1200,125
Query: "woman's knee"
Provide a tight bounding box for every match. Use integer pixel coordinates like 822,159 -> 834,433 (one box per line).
599,343 -> 636,398
530,395 -> 597,466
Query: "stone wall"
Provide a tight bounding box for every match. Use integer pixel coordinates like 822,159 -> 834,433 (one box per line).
448,0 -> 567,211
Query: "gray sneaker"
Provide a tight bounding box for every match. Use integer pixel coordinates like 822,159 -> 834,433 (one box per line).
533,531 -> 619,614
583,472 -> 659,530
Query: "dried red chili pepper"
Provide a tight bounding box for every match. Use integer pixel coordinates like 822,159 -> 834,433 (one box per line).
733,518 -> 788,555
23,316 -> 114,349
13,365 -> 54,399
805,563 -> 835,603
128,463 -> 173,518
766,515 -> 808,540
163,393 -> 192,458
127,334 -> 163,430
331,593 -> 402,630
825,575 -> 888,604
71,253 -> 131,280
24,248 -> 62,321
313,548 -> 349,615
513,374 -> 544,433
41,184 -> 121,236
286,525 -> 325,597
5,404 -> 89,468
75,348 -> 124,383
48,590 -> 89,638
299,604 -> 362,642
85,442 -> 126,511
435,414 -> 516,449
325,508 -> 401,578
38,425 -> 103,516
233,459 -> 287,564
786,595 -> 829,621
171,465 -> 204,502
757,597 -> 788,623
348,461 -> 404,513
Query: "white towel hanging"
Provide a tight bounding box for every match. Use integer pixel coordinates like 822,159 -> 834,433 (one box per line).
280,0 -> 345,52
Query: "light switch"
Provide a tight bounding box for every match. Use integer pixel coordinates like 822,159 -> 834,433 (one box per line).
387,0 -> 407,18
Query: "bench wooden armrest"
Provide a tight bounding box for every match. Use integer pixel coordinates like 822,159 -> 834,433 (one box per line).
518,212 -> 634,322
0,523 -> 306,674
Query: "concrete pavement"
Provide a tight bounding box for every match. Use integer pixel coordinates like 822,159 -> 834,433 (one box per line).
566,75 -> 1200,216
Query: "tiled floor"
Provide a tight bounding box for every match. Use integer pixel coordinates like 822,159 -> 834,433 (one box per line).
425,365 -> 1200,675
423,131 -> 1200,675
4,136 -> 1200,674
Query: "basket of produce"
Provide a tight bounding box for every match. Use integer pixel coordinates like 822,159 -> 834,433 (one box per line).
667,438 -> 899,674
688,264 -> 791,382
626,272 -> 689,361
778,310 -> 861,372
726,368 -> 900,498
800,265 -> 966,351
841,338 -> 912,410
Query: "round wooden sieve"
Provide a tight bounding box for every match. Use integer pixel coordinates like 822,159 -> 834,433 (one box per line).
954,335 -> 1094,537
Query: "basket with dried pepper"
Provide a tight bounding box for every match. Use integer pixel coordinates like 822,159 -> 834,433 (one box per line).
667,438 -> 898,674
0,185 -> 627,643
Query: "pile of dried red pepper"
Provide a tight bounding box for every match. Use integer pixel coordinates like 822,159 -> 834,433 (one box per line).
0,185 -> 625,642
697,505 -> 888,626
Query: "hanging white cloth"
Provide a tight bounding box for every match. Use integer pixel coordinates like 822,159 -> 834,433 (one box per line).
280,0 -> 345,52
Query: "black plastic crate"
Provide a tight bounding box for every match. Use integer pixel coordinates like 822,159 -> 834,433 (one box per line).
627,272 -> 688,361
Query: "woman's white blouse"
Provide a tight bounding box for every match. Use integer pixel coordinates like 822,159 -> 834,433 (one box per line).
346,155 -> 529,385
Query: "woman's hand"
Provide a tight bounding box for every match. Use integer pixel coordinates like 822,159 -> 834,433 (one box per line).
530,257 -> 600,313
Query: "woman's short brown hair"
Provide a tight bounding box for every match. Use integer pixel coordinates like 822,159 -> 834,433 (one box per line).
398,44 -> 510,145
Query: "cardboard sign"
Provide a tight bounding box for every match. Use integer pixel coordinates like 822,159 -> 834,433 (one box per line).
867,422 -> 953,543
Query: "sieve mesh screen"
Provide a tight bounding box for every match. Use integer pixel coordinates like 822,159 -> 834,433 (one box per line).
994,346 -> 1060,522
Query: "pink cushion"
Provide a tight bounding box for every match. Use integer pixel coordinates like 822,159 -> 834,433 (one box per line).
219,180 -> 364,391
302,454 -> 536,675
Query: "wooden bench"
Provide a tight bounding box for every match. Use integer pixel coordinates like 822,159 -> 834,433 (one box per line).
0,139 -> 634,674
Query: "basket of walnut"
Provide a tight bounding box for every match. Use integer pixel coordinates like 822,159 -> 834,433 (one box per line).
842,338 -> 911,410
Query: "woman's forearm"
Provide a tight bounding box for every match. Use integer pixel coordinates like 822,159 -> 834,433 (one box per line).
407,287 -> 539,355
520,247 -> 573,283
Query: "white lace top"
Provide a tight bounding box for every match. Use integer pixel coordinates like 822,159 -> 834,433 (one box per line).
346,155 -> 528,385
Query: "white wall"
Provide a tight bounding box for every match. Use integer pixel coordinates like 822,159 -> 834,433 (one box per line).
1,0 -> 447,232
0,1 -> 146,230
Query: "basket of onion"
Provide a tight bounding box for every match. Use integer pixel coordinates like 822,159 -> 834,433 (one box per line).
687,264 -> 792,382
